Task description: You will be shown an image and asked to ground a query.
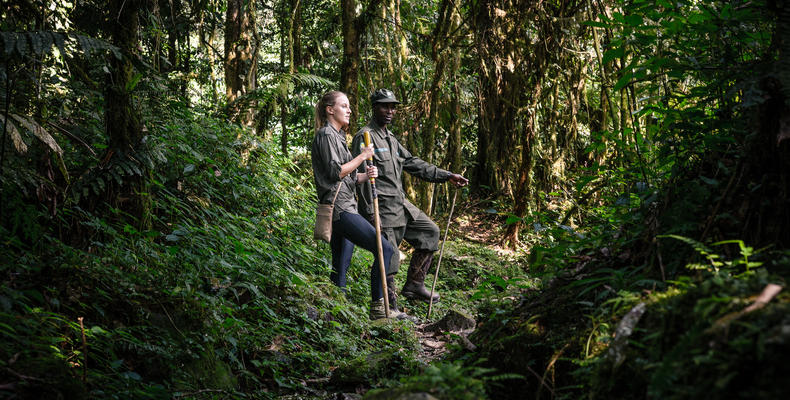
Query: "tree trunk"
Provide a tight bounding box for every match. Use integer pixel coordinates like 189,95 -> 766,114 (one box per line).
279,0 -> 301,155
167,0 -> 180,72
438,52 -> 463,213
198,5 -> 220,107
415,0 -> 455,214
106,0 -> 150,229
224,0 -> 257,126
502,77 -> 543,248
340,0 -> 383,134
471,0 -> 520,197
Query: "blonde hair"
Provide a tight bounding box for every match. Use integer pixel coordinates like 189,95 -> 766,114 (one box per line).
314,91 -> 346,132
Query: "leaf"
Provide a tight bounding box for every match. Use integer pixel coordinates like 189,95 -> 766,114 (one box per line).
10,114 -> 63,156
624,14 -> 644,27
0,115 -> 27,153
699,176 -> 718,186
126,72 -> 143,92
583,21 -> 610,28
602,46 -> 624,65
613,71 -> 633,91
90,326 -> 108,334
122,371 -> 141,381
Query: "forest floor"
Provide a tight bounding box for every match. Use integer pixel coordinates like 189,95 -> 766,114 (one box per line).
405,207 -> 520,363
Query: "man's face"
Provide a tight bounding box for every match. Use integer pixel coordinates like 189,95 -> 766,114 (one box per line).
373,102 -> 397,126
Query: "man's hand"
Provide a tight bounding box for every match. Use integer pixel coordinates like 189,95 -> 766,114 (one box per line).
449,173 -> 469,187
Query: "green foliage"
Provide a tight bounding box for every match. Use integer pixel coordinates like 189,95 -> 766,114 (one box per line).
0,31 -> 120,59
581,262 -> 789,399
365,361 -> 492,400
2,0 -> 788,399
0,94 -> 423,397
661,235 -> 765,273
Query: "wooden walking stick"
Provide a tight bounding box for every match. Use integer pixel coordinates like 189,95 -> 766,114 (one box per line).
427,189 -> 458,319
364,131 -> 390,318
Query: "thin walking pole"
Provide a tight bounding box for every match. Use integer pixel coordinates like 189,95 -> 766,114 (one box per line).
427,189 -> 458,319
364,131 -> 389,318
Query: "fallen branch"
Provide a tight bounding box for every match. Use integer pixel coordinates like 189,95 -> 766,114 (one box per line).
706,283 -> 783,334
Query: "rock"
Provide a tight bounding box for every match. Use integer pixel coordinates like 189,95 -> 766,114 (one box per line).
455,334 -> 477,351
424,309 -> 475,333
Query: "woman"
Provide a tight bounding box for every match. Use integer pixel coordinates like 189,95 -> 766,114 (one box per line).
311,91 -> 404,320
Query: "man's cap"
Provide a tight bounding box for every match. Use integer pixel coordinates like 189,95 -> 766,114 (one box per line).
370,89 -> 400,104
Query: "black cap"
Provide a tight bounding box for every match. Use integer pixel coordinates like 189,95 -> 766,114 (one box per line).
370,88 -> 400,104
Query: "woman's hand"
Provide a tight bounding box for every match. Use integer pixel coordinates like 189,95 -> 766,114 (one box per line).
356,164 -> 377,184
348,143 -> 376,181
366,165 -> 378,179
360,143 -> 375,160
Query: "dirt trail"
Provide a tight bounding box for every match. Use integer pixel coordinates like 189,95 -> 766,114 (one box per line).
408,207 -> 505,363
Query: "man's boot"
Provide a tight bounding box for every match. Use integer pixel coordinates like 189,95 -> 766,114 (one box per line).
401,250 -> 440,303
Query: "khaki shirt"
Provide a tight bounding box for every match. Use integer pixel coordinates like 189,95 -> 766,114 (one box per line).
351,120 -> 451,227
311,124 -> 358,220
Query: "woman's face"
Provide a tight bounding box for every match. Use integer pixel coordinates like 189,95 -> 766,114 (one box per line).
327,94 -> 351,128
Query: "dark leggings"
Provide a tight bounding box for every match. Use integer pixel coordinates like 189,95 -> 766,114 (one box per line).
330,211 -> 393,301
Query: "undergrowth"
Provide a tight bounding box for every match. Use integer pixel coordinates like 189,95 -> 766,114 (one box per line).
0,101 -> 423,399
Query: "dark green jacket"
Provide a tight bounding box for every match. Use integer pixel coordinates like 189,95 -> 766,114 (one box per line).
312,124 -> 359,220
351,120 -> 451,227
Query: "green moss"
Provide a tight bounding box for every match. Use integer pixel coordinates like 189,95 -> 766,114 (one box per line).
179,347 -> 237,390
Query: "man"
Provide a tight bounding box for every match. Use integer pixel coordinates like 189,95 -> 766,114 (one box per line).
352,88 -> 468,314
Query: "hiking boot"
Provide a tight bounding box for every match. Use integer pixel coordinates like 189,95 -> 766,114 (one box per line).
369,298 -> 416,321
369,298 -> 387,320
401,250 -> 440,303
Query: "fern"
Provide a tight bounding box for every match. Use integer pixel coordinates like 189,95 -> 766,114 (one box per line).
0,31 -> 119,58
226,72 -> 336,114
659,235 -> 764,273
68,141 -> 166,204
659,234 -> 721,269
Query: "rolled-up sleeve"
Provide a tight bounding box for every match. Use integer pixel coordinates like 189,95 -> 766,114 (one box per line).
312,126 -> 359,215
316,132 -> 343,181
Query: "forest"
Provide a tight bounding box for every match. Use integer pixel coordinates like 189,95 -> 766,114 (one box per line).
2,0 -> 790,399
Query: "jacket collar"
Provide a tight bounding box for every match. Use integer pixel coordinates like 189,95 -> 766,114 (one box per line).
367,119 -> 392,137
325,122 -> 344,137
